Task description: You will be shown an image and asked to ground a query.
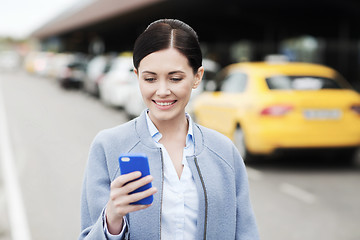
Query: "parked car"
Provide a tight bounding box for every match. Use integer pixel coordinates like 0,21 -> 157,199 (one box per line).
83,54 -> 115,96
186,58 -> 220,114
124,58 -> 221,119
44,53 -> 72,79
33,51 -> 54,76
0,50 -> 21,70
193,62 -> 360,162
123,79 -> 146,119
24,51 -> 38,73
24,51 -> 63,77
57,53 -> 88,89
98,53 -> 137,107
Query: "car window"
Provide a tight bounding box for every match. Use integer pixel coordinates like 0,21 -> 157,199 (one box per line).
221,72 -> 248,92
203,70 -> 217,81
266,76 -> 342,90
111,58 -> 133,72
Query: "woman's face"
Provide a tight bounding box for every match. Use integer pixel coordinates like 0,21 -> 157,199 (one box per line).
135,48 -> 203,123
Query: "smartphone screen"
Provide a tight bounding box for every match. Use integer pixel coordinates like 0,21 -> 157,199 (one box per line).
119,154 -> 153,205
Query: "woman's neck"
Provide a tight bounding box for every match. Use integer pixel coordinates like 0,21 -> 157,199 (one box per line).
149,112 -> 188,139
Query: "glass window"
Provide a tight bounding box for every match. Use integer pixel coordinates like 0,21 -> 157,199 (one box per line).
266,75 -> 343,90
221,72 -> 248,92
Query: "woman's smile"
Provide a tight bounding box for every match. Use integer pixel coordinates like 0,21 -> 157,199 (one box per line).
153,100 -> 177,108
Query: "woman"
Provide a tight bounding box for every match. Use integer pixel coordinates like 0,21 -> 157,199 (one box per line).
79,19 -> 259,240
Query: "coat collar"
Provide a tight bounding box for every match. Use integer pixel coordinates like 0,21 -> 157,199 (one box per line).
135,110 -> 204,155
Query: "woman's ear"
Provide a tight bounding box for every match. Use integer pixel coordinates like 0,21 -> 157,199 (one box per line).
133,68 -> 138,76
193,66 -> 204,89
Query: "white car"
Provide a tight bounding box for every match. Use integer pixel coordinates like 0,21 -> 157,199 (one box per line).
124,80 -> 147,118
83,54 -> 116,96
0,50 -> 21,70
98,55 -> 137,107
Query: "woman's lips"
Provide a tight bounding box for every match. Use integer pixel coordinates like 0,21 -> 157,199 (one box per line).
152,100 -> 177,109
153,100 -> 176,106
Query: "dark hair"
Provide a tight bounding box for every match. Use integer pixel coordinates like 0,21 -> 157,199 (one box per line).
133,19 -> 202,74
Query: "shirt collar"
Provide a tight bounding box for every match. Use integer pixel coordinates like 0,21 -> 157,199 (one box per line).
145,111 -> 194,146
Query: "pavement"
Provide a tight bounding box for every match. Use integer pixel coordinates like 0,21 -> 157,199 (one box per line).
0,178 -> 11,240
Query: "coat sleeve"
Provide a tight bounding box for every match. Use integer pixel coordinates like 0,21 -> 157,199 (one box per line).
78,132 -> 124,240
233,146 -> 260,240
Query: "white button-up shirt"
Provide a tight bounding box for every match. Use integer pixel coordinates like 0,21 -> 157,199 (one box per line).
146,112 -> 199,240
104,112 -> 199,240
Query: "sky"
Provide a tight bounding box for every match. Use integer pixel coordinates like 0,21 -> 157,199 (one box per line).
0,0 -> 81,39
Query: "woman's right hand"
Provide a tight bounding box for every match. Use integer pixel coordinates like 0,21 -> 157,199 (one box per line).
105,171 -> 157,235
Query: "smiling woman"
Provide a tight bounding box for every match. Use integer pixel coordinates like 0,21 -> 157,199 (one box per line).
79,19 -> 259,240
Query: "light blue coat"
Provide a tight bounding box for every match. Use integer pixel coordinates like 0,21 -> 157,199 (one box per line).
79,110 -> 260,239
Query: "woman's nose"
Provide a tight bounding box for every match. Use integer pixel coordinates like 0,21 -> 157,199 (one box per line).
156,80 -> 171,96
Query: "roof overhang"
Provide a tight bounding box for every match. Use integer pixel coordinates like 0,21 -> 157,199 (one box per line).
31,0 -> 164,38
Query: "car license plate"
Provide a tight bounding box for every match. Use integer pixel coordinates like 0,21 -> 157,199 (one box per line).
303,109 -> 341,120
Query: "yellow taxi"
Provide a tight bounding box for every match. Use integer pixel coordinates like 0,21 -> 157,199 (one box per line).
193,61 -> 360,161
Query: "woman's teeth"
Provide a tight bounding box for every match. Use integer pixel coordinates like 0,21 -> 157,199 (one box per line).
155,101 -> 175,106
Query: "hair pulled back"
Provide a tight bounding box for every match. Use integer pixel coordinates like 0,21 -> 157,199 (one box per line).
133,19 -> 202,74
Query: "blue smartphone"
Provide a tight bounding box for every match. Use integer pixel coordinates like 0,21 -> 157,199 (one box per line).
119,153 -> 153,205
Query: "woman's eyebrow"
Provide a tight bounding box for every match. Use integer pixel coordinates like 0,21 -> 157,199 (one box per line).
141,70 -> 185,75
169,70 -> 185,75
141,71 -> 157,75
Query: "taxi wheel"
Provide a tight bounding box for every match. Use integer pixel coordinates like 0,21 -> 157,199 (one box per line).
234,127 -> 250,161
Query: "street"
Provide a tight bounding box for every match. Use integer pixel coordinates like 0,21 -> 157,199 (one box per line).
0,70 -> 359,240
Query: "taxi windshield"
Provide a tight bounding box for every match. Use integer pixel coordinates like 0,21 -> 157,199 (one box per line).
266,76 -> 344,90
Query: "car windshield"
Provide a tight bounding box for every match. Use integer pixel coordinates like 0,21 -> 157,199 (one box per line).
266,76 -> 343,90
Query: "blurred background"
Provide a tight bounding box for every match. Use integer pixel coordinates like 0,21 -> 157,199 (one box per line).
0,0 -> 360,239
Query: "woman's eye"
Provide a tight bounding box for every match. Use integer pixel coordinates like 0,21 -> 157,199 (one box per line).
171,77 -> 182,82
144,78 -> 155,82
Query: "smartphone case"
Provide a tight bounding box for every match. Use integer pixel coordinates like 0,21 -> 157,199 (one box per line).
119,153 -> 153,205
